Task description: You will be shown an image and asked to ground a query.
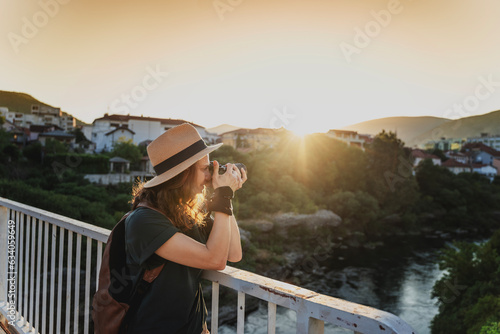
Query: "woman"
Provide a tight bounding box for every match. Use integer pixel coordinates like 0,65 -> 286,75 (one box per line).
124,123 -> 246,333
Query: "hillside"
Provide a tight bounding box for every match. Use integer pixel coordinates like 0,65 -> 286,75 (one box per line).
0,90 -> 56,113
410,109 -> 500,147
341,111 -> 500,147
0,90 -> 87,126
341,116 -> 450,147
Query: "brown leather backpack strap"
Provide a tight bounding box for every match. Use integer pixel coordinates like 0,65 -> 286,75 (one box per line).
143,263 -> 165,283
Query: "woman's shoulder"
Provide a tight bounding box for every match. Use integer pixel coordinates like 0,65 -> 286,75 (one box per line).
126,206 -> 173,229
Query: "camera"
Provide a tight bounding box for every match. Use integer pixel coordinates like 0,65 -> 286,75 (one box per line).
209,161 -> 247,175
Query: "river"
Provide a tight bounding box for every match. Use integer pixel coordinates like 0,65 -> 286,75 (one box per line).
218,232 -> 487,334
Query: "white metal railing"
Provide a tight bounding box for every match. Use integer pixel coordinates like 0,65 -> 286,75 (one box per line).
0,197 -> 416,334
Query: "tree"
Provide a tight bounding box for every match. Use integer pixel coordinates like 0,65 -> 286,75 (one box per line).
71,127 -> 87,143
44,138 -> 69,154
109,139 -> 142,165
431,229 -> 500,334
365,130 -> 419,219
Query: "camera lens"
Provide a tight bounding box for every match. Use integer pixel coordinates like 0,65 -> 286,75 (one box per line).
209,162 -> 247,175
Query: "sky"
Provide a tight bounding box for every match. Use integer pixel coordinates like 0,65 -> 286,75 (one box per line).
1,0 -> 500,135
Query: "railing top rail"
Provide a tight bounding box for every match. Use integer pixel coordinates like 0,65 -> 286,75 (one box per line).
203,266 -> 416,334
0,197 -> 110,242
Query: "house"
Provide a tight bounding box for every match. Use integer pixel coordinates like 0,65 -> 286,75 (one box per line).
444,151 -> 469,164
462,142 -> 500,166
75,139 -> 96,154
38,130 -> 75,147
103,126 -> 136,151
326,130 -> 368,150
0,105 -> 76,132
2,119 -> 29,147
90,114 -> 218,152
219,127 -> 288,151
471,164 -> 497,181
494,158 -> 500,176
441,159 -> 470,175
424,137 -> 466,151
411,149 -> 442,167
29,124 -> 64,141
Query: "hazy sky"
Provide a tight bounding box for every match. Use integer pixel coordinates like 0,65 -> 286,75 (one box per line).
1,0 -> 500,134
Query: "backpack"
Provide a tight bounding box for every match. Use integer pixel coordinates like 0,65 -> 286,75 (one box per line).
92,211 -> 165,334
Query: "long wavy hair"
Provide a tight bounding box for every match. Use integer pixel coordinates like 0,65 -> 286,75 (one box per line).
130,163 -> 207,232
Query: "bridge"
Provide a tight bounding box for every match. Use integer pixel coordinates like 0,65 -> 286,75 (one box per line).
0,197 -> 416,334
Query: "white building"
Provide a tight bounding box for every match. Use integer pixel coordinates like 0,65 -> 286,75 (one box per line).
445,151 -> 469,164
467,134 -> 500,151
411,149 -> 442,167
91,114 -> 218,152
0,105 -> 76,132
471,164 -> 498,181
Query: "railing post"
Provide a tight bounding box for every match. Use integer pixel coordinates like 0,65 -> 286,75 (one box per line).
297,314 -> 325,334
308,318 -> 324,334
0,205 -> 8,304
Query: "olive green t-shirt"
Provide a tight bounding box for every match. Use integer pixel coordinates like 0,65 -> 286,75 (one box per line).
124,206 -> 212,333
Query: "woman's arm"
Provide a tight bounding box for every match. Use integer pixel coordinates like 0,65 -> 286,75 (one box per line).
227,215 -> 242,262
155,211 -> 231,270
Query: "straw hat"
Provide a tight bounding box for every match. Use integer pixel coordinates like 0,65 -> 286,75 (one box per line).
144,123 -> 222,188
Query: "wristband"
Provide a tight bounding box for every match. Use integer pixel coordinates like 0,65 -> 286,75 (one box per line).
207,186 -> 233,215
213,186 -> 234,199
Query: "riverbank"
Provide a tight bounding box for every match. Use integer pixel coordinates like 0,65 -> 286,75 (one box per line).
207,210 -> 497,331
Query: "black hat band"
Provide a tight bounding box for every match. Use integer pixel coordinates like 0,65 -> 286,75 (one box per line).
153,139 -> 207,175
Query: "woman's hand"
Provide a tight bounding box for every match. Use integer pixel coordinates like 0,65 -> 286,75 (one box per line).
231,163 -> 247,191
211,161 -> 247,192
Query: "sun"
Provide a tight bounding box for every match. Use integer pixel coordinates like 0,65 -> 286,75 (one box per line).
287,124 -> 321,138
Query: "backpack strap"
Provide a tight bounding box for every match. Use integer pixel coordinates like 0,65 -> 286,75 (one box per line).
119,205 -> 167,333
119,263 -> 165,333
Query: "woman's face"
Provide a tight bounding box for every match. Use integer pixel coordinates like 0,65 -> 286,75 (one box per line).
192,155 -> 211,194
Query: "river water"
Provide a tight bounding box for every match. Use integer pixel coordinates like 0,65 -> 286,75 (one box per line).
219,233 -> 485,334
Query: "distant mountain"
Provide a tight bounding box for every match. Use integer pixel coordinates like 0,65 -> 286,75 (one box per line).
341,111 -> 500,148
410,110 -> 500,147
0,90 -> 87,126
207,124 -> 242,135
341,116 -> 451,147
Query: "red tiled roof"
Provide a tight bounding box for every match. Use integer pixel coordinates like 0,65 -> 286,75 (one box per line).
462,142 -> 500,157
442,159 -> 470,168
411,149 -> 440,160
445,151 -> 466,157
358,134 -> 373,143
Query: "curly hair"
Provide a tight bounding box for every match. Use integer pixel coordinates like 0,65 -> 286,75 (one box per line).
130,163 -> 207,232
